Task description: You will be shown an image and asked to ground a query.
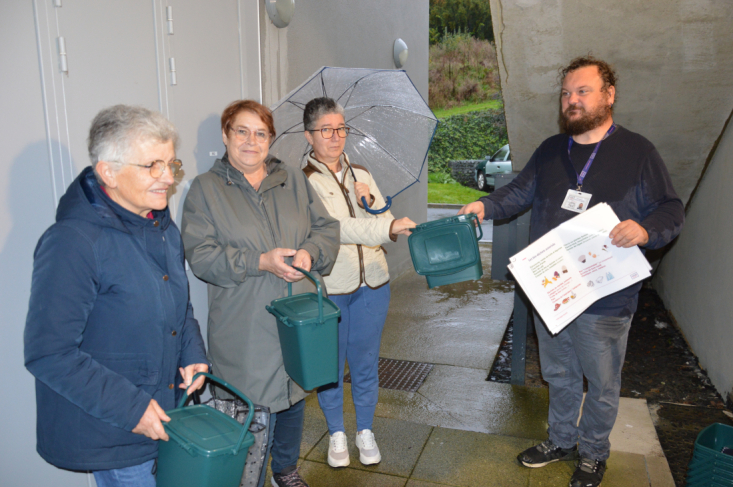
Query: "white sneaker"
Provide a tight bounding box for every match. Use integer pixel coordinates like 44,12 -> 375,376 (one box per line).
327,431 -> 350,468
355,429 -> 381,465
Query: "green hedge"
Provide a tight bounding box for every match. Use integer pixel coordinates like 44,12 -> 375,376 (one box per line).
428,109 -> 508,174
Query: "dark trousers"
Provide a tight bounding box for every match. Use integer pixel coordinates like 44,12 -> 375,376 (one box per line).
535,312 -> 632,461
257,398 -> 306,486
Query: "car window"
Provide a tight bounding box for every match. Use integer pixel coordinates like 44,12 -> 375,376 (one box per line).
492,146 -> 509,162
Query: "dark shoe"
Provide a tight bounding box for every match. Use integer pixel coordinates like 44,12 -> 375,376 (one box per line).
271,466 -> 309,487
569,456 -> 606,487
517,439 -> 578,468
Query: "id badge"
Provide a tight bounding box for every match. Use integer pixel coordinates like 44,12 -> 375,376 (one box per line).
561,190 -> 592,213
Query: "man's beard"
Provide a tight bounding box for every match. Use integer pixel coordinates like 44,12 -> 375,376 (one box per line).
559,101 -> 613,136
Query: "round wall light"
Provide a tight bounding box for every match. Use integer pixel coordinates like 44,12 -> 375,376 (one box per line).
393,38 -> 408,68
265,0 -> 295,28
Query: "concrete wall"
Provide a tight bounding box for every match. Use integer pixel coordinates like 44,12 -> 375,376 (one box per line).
490,0 -> 733,204
260,0 -> 430,277
654,111 -> 733,403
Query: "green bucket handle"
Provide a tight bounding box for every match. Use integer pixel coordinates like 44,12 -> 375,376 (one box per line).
176,372 -> 254,455
467,213 -> 483,241
285,266 -> 324,324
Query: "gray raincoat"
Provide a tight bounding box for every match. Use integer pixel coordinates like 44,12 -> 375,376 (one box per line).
181,155 -> 339,412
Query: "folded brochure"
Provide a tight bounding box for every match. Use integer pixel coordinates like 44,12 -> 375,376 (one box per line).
507,203 -> 651,335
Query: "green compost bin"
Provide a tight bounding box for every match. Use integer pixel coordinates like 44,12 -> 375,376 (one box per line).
266,267 -> 340,391
686,423 -> 733,486
157,373 -> 255,487
408,213 -> 484,288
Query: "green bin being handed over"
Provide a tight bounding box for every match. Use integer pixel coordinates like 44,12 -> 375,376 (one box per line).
408,213 -> 484,288
266,267 -> 340,391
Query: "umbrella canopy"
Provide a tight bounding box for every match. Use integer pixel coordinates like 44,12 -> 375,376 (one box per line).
269,67 -> 437,212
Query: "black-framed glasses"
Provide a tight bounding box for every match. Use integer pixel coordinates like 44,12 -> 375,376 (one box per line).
230,127 -> 270,143
310,126 -> 350,139
127,159 -> 182,178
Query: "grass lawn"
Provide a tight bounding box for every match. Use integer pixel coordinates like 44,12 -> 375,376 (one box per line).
432,99 -> 503,119
428,182 -> 486,205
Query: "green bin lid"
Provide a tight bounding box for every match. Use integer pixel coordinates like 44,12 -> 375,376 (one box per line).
409,214 -> 480,276
269,293 -> 340,326
164,404 -> 252,458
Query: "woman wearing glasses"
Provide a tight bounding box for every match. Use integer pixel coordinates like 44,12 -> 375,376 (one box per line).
302,97 -> 416,468
24,105 -> 208,486
181,99 -> 339,487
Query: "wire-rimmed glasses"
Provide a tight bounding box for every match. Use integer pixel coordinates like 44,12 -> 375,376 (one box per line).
310,126 -> 350,139
230,127 -> 270,143
127,159 -> 182,178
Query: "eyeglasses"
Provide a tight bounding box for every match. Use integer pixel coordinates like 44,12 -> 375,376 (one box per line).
127,159 -> 183,178
310,126 -> 350,139
230,127 -> 270,143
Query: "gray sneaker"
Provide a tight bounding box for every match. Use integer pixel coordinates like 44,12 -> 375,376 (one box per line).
517,439 -> 577,468
327,431 -> 350,467
355,429 -> 381,465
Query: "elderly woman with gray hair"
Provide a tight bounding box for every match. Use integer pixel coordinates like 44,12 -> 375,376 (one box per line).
24,105 -> 208,487
302,97 -> 416,468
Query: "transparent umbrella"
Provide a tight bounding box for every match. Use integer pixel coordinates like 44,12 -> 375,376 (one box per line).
269,67 -> 438,214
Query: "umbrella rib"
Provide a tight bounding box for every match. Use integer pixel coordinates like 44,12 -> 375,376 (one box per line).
334,71 -> 382,106
286,100 -> 307,110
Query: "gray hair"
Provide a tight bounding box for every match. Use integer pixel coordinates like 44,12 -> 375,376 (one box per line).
303,97 -> 345,131
87,105 -> 179,184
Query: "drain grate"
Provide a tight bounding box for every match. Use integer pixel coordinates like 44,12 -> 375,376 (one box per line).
344,357 -> 434,392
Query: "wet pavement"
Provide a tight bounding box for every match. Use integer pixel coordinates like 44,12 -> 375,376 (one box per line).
292,227 -> 676,486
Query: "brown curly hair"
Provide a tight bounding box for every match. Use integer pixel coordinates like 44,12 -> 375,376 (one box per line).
560,55 -> 617,93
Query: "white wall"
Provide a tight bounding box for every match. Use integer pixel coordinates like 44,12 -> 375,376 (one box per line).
1,1 -> 260,484
259,0 -> 430,277
654,113 -> 733,404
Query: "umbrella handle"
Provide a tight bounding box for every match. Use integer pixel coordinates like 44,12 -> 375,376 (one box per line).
362,196 -> 392,215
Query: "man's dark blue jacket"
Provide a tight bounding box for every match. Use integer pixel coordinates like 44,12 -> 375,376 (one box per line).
480,126 -> 685,316
24,167 -> 207,471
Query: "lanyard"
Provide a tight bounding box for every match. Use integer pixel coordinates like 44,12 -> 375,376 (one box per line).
567,123 -> 616,190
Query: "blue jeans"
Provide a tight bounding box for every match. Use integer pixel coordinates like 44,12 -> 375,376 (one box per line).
256,399 -> 306,487
93,459 -> 156,487
317,284 -> 390,434
535,312 -> 632,461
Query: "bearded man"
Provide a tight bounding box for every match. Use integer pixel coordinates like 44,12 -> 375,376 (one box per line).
459,56 -> 684,487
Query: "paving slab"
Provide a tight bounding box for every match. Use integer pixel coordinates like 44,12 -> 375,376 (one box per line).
379,255 -> 514,370
645,455 -> 676,487
300,398 -> 329,457
298,460 -> 408,487
374,387 -> 471,431
412,427 -> 535,487
609,397 -> 665,457
307,415 -> 433,478
417,365 -> 549,438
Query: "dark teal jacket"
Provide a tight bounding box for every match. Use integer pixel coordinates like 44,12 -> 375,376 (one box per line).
24,167 -> 207,471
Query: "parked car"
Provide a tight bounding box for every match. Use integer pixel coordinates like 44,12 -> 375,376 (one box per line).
474,144 -> 512,191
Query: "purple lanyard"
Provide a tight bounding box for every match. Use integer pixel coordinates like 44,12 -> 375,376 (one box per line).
567,123 -> 616,190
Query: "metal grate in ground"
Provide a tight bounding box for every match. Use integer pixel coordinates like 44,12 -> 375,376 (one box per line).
344,357 -> 434,393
